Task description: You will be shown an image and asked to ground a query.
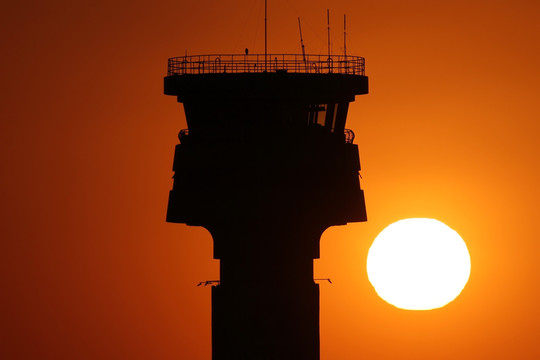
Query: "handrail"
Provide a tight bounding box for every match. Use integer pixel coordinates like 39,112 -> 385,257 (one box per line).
168,54 -> 365,76
178,128 -> 356,144
344,129 -> 355,144
178,129 -> 189,142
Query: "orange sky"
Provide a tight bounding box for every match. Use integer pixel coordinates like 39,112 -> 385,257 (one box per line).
1,0 -> 539,359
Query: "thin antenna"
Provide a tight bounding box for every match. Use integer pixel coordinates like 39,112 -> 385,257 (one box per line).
327,9 -> 331,59
298,17 -> 307,69
265,0 -> 268,72
344,14 -> 347,56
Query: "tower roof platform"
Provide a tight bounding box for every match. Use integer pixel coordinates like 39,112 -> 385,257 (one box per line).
164,54 -> 368,101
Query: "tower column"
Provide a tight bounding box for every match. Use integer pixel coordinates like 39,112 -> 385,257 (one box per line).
210,225 -> 322,360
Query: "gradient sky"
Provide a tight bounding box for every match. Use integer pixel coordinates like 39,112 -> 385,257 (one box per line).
1,0 -> 539,359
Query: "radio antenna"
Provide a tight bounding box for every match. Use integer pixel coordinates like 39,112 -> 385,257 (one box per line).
327,9 -> 331,59
344,14 -> 347,56
298,17 -> 307,69
265,0 -> 268,71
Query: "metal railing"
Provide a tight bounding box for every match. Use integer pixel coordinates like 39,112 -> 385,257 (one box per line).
344,129 -> 355,144
168,54 -> 365,76
178,128 -> 355,144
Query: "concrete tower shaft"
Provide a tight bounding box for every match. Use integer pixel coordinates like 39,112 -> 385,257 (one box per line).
164,54 -> 368,360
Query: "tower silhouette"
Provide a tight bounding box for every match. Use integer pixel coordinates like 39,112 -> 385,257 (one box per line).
164,54 -> 368,360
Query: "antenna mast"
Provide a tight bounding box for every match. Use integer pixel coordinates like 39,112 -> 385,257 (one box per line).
298,17 -> 307,70
327,9 -> 331,59
265,0 -> 268,71
344,14 -> 347,57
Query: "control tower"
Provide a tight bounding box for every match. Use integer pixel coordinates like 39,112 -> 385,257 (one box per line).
164,54 -> 368,360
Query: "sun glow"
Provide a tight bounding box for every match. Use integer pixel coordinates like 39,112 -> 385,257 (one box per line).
367,218 -> 471,310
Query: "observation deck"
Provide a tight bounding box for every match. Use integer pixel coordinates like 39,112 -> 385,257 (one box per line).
165,53 -> 368,104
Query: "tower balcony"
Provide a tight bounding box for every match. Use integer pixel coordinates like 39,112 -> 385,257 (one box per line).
167,53 -> 365,76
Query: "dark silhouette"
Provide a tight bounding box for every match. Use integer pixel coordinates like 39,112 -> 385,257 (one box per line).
164,53 -> 368,360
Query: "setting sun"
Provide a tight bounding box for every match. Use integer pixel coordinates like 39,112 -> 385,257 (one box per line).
367,218 -> 471,310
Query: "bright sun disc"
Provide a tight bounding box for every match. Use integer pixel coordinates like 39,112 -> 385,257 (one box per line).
367,218 -> 471,310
